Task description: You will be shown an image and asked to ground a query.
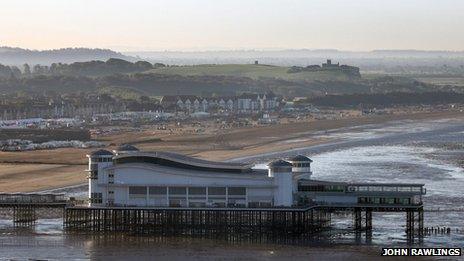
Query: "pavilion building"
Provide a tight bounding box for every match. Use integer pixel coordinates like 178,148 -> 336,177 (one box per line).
86,146 -> 425,208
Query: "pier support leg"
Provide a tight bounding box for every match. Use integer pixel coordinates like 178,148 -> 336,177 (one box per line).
417,208 -> 423,236
353,208 -> 362,231
365,209 -> 372,231
406,210 -> 415,243
406,207 -> 424,243
353,208 -> 371,231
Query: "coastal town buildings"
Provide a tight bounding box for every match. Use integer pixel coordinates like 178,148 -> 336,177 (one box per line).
160,92 -> 280,113
1,91 -> 282,122
0,94 -> 128,120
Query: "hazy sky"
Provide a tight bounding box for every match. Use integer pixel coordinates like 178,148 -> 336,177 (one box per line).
1,0 -> 463,51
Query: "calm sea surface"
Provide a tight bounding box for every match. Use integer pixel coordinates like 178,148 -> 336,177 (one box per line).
1,117 -> 463,259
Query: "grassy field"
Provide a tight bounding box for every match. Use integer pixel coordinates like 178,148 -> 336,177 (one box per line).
148,64 -> 353,82
363,73 -> 464,87
413,76 -> 464,87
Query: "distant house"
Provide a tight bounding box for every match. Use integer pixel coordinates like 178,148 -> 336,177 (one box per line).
161,95 -> 206,112
160,92 -> 281,114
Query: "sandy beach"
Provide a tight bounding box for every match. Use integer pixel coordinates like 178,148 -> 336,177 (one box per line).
0,110 -> 463,192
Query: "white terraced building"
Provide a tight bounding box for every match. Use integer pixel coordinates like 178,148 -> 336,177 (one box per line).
86,145 -> 425,208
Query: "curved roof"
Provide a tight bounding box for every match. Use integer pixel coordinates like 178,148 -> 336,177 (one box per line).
267,159 -> 293,168
288,155 -> 313,162
90,149 -> 113,157
113,151 -> 252,173
117,144 -> 139,151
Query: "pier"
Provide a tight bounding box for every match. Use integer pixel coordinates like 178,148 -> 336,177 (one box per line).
63,204 -> 424,240
0,193 -> 426,241
0,193 -> 68,226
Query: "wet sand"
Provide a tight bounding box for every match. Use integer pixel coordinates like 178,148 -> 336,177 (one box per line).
0,110 -> 463,192
80,240 -> 422,261
0,233 -> 433,261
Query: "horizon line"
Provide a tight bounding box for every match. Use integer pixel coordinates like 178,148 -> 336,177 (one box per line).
2,45 -> 464,53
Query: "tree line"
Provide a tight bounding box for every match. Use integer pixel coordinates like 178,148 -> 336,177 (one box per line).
0,58 -> 167,78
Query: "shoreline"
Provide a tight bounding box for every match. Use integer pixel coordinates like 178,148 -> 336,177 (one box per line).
0,110 -> 463,193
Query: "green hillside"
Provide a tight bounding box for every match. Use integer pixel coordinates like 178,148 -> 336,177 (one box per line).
148,64 -> 354,82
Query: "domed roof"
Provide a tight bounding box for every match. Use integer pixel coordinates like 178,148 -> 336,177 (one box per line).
90,149 -> 113,156
117,144 -> 139,152
288,155 -> 313,162
267,159 -> 293,168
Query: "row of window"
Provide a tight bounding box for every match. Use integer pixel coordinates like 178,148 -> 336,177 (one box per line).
358,197 -> 412,205
92,158 -> 112,163
293,163 -> 311,168
300,185 -> 423,193
299,185 -> 345,192
168,199 -> 248,208
352,186 -> 423,192
90,192 -> 103,203
128,186 -> 246,196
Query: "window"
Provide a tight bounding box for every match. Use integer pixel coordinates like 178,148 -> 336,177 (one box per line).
169,199 -> 182,207
398,187 -> 412,192
228,187 -> 246,196
169,198 -> 187,207
208,187 -> 226,195
369,186 -> 382,192
189,201 -> 206,207
299,185 -> 323,192
189,187 -> 206,195
169,187 -> 186,195
227,198 -> 246,207
259,201 -> 272,207
325,185 -> 344,192
108,172 -> 114,184
149,186 -> 167,195
294,163 -> 310,168
399,198 -> 410,205
383,186 -> 397,192
89,170 -> 98,179
249,202 -> 260,208
90,193 -> 102,203
129,186 -> 146,196
212,202 -> 226,207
